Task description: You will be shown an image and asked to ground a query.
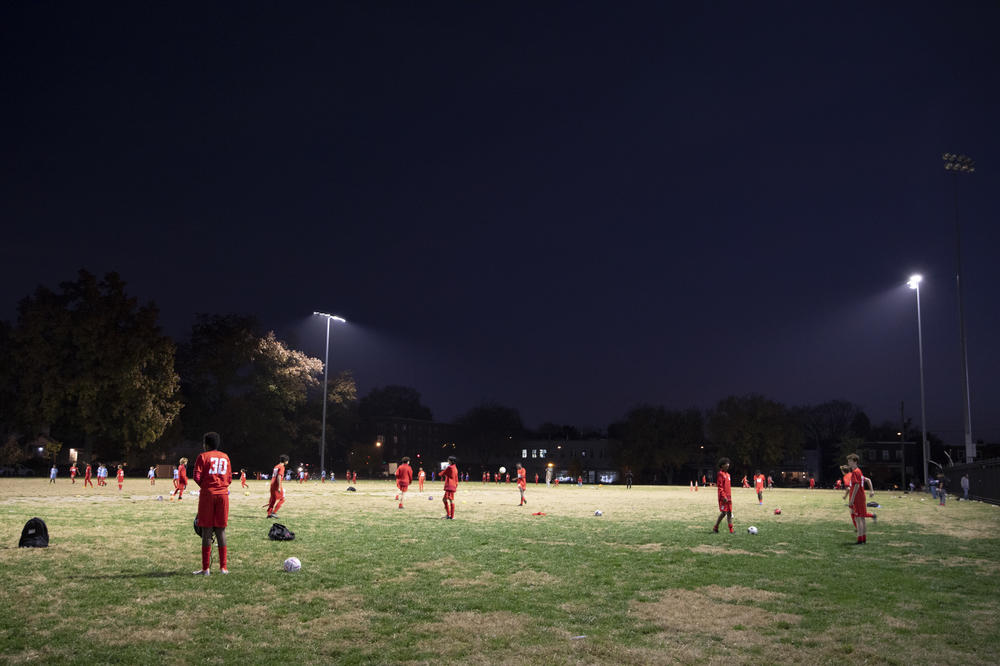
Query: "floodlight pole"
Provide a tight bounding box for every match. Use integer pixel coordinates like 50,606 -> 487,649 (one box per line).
313,312 -> 347,477
908,276 -> 928,488
942,153 -> 975,461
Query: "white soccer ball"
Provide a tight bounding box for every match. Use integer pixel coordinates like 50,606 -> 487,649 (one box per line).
283,557 -> 301,572
594,510 -> 603,516
747,526 -> 758,535
499,466 -> 507,474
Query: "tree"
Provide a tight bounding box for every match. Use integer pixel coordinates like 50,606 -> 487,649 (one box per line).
358,386 -> 433,423
11,270 -> 181,459
708,395 -> 800,471
453,403 -> 524,464
614,405 -> 703,483
793,400 -> 869,482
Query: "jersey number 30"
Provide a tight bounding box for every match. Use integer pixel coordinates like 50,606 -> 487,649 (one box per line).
209,457 -> 228,475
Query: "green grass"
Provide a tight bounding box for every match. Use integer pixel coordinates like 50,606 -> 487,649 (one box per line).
1,478 -> 997,664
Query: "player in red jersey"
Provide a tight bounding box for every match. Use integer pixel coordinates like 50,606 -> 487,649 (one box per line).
712,458 -> 734,534
418,467 -> 426,492
116,465 -> 125,490
847,454 -> 876,544
534,472 -> 539,484
754,471 -> 765,504
440,456 -> 458,519
240,468 -> 248,488
176,458 -> 189,500
83,463 -> 93,488
515,463 -> 527,505
267,455 -> 288,518
395,457 -> 413,508
70,463 -> 78,483
741,475 -> 749,488
192,432 -> 233,575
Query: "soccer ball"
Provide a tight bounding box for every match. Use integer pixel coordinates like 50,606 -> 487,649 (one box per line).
499,466 -> 507,474
244,491 -> 250,496
428,496 -> 434,500
594,510 -> 603,516
773,508 -> 782,515
283,557 -> 301,572
747,526 -> 758,535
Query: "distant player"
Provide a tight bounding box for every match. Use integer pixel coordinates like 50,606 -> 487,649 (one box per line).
712,457 -> 734,534
352,471 -> 358,484
847,453 -> 876,544
70,463 -> 78,483
267,455 -> 288,518
176,458 -> 189,499
321,470 -> 327,483
148,466 -> 156,485
441,456 -> 458,519
49,465 -> 57,484
418,467 -> 426,492
809,476 -> 815,489
240,468 -> 248,488
395,457 -> 413,508
192,432 -> 233,575
534,472 -> 539,484
515,463 -> 527,505
767,475 -> 774,489
116,464 -> 124,490
754,471 -> 765,504
625,469 -> 633,489
84,463 -> 93,488
741,475 -> 749,488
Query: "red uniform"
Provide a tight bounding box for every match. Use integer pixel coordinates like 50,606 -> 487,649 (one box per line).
849,467 -> 867,518
193,449 -> 233,528
268,462 -> 286,516
396,463 -> 413,492
70,465 -> 78,483
240,470 -> 247,488
717,470 -> 732,512
116,468 -> 124,490
84,464 -> 93,488
177,464 -> 188,499
754,473 -> 765,502
516,467 -> 527,490
441,463 -> 458,518
418,469 -> 426,491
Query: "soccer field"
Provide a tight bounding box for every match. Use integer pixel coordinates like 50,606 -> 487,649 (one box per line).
1,478 -> 997,664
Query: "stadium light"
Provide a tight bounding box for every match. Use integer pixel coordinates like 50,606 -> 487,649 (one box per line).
313,312 -> 347,476
908,275 -> 929,487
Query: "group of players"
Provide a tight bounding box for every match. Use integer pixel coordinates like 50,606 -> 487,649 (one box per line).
58,462 -> 125,489
712,453 -> 876,544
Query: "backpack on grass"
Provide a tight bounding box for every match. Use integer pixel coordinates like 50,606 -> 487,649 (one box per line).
268,523 -> 295,541
19,517 -> 49,548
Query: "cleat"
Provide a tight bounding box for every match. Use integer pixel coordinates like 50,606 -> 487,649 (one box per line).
192,569 -> 210,576
220,568 -> 229,575
712,526 -> 719,533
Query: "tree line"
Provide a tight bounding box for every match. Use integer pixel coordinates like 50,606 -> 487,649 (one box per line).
0,271 -> 933,481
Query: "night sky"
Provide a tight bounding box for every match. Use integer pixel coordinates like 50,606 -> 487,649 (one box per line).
2,3 -> 998,440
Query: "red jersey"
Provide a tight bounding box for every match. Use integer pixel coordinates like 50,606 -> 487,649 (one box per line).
717,470 -> 731,501
271,463 -> 285,489
70,466 -> 78,477
850,467 -> 866,507
843,472 -> 853,488
84,465 -> 92,478
396,463 -> 413,485
516,468 -> 527,489
418,470 -> 426,481
754,474 -> 764,491
441,463 -> 458,491
239,470 -> 246,482
116,469 -> 124,482
177,465 -> 188,485
193,450 -> 233,495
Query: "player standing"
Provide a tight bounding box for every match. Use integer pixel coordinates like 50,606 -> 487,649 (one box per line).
515,463 -> 527,505
267,455 -> 288,518
847,453 -> 876,544
49,465 -> 57,484
395,457 -> 413,509
148,466 -> 156,485
712,458 -> 734,534
754,471 -> 765,504
441,456 -> 458,519
84,463 -> 93,488
70,463 -> 78,483
192,432 -> 233,575
116,465 -> 124,490
176,458 -> 188,499
418,467 -> 426,492
240,468 -> 248,488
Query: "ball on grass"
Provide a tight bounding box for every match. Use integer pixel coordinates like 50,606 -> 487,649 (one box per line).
747,526 -> 758,535
594,510 -> 603,516
773,507 -> 781,515
283,557 -> 301,572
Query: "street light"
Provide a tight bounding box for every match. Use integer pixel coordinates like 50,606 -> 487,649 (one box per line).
942,153 -> 976,461
313,311 -> 347,477
907,274 -> 929,487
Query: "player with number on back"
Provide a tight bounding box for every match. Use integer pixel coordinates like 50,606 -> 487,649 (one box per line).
192,432 -> 233,575
267,455 -> 289,518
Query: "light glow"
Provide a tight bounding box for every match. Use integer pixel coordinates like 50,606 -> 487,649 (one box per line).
907,274 -> 922,290
313,311 -> 347,323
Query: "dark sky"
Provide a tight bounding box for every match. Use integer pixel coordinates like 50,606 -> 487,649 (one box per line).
2,2 -> 998,440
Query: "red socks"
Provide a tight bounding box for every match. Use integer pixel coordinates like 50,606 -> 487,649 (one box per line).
220,546 -> 227,569
201,545 -> 211,570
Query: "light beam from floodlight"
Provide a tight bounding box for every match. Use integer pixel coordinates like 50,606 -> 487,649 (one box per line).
313,312 -> 347,476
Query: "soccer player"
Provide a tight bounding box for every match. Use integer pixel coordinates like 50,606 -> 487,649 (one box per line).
83,463 -> 93,488
395,456 -> 413,508
240,468 -> 248,488
148,466 -> 156,485
515,463 -> 527,505
70,463 -> 78,483
712,458 -> 734,534
754,470 -> 765,504
441,456 -> 458,519
176,458 -> 189,499
267,455 -> 288,518
49,465 -> 57,484
741,475 -> 749,488
192,431 -> 233,575
418,466 -> 426,492
847,453 -> 876,544
116,465 -> 125,490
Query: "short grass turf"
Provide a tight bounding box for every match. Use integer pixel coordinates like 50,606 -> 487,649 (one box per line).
1,478 -> 998,664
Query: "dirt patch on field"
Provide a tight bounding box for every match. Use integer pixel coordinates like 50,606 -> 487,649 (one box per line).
632,586 -> 799,636
508,569 -> 559,587
689,544 -> 764,557
884,615 -> 917,630
416,611 -> 538,658
441,571 -> 498,587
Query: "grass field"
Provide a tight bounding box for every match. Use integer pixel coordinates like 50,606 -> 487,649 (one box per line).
1,477 -> 998,665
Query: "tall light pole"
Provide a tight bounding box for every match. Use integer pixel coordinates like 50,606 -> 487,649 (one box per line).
313,312 -> 346,476
907,275 -> 929,487
942,153 -> 975,461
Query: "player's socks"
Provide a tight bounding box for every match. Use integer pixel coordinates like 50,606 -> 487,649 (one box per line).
202,545 -> 211,570
398,503 -> 403,509
728,525 -> 733,534
219,546 -> 227,570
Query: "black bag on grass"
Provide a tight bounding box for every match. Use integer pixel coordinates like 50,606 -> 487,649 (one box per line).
19,517 -> 49,548
268,523 -> 295,541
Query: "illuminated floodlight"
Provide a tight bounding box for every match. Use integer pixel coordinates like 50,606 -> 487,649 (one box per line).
313,311 -> 347,323
907,274 -> 922,289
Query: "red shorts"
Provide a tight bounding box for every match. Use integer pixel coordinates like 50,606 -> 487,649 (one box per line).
718,498 -> 732,512
517,481 -> 526,490
443,490 -> 455,501
397,481 -> 409,492
197,492 -> 230,528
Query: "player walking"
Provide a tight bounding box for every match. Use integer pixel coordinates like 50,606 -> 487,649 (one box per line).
70,463 -> 78,483
754,471 -> 765,504
240,468 -> 248,488
441,456 -> 458,519
396,457 -> 413,509
847,453 -> 876,544
515,463 -> 527,505
192,432 -> 233,575
176,458 -> 188,499
267,455 -> 288,518
712,458 -> 734,534
84,463 -> 93,488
